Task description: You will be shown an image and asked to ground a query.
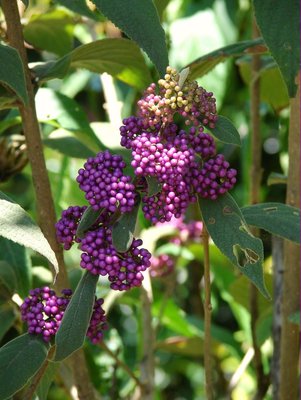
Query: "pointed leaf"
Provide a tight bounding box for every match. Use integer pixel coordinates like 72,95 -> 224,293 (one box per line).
0,44 -> 28,105
186,38 -> 267,80
112,197 -> 141,252
241,203 -> 300,243
253,0 -> 299,97
206,115 -> 241,146
0,334 -> 49,400
54,272 -> 98,361
199,193 -> 269,298
92,0 -> 168,76
76,206 -> 102,239
0,192 -> 58,276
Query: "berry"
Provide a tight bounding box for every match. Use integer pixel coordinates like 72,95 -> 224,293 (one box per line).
55,206 -> 87,250
150,254 -> 175,278
86,298 -> 108,344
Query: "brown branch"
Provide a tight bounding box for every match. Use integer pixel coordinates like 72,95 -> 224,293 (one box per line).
249,18 -> 270,399
202,225 -> 213,400
1,2 -> 98,399
279,75 -> 300,399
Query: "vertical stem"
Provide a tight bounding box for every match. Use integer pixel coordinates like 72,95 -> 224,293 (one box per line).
279,77 -> 300,399
248,18 -> 270,400
1,2 -> 97,399
202,225 -> 213,400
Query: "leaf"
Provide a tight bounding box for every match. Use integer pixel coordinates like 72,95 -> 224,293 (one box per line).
0,44 -> 28,105
156,336 -> 203,357
0,333 -> 49,400
20,0 -> 29,7
241,203 -> 300,244
92,0 -> 168,75
43,129 -> 97,159
146,176 -> 162,197
0,238 -> 32,298
0,304 -> 17,342
0,192 -> 58,277
23,10 -> 75,57
153,0 -> 170,22
0,261 -> 17,294
32,39 -> 152,90
253,0 -> 299,97
35,88 -> 102,152
186,38 -> 267,80
54,272 -> 98,361
56,0 -> 100,20
76,206 -> 102,239
256,307 -> 273,345
206,115 -> 241,146
112,197 -> 141,252
36,362 -> 60,400
267,172 -> 287,186
199,193 -> 269,298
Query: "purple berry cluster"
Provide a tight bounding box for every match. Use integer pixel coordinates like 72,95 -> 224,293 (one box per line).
21,287 -> 107,343
55,206 -> 87,250
76,150 -> 136,213
20,287 -> 72,342
150,254 -> 175,278
80,227 -> 151,291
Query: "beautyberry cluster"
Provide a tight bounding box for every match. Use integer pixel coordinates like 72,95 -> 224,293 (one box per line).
55,205 -> 87,250
150,254 -> 175,278
86,298 -> 108,344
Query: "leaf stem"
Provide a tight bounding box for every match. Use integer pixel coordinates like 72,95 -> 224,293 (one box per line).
202,225 -> 213,400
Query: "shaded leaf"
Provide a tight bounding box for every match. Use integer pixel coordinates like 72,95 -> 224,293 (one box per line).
146,176 -> 162,197
56,0 -> 100,20
253,0 -> 299,97
0,261 -> 17,294
0,192 -> 58,276
92,0 -> 168,76
186,38 -> 267,80
32,39 -> 152,89
0,238 -> 31,298
206,115 -> 241,146
36,362 -> 60,400
256,307 -> 273,346
112,197 -> 141,252
76,206 -> 102,239
241,203 -> 300,243
0,44 -> 28,105
153,0 -> 171,22
0,305 -> 17,342
54,272 -> 98,361
0,333 -> 49,400
43,129 -> 96,159
23,10 -> 74,57
199,193 -> 269,298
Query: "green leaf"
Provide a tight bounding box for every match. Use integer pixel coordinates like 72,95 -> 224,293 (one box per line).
112,197 -> 141,252
0,333 -> 49,400
0,192 -> 58,277
256,307 -> 273,345
153,0 -> 170,22
92,0 -> 168,75
267,172 -> 287,186
146,176 -> 162,197
236,56 -> 289,111
253,0 -> 299,97
54,272 -> 98,361
0,238 -> 31,298
32,39 -> 152,90
56,0 -> 100,20
156,336 -> 203,357
0,44 -> 28,105
43,129 -> 97,159
199,193 -> 269,298
186,38 -> 267,80
0,304 -> 17,342
23,10 -> 74,57
35,88 -> 102,152
76,206 -> 102,239
36,362 -> 60,400
241,203 -> 300,244
206,115 -> 241,146
0,261 -> 17,294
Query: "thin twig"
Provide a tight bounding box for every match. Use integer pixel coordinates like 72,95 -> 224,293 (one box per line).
99,341 -> 143,389
202,225 -> 213,400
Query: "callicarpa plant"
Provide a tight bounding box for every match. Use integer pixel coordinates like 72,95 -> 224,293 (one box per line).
0,0 -> 299,400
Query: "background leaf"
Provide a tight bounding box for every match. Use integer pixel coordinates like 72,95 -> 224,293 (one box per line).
35,362 -> 60,400
206,115 -> 241,146
112,197 -> 141,252
56,0 -> 100,20
54,272 -> 98,361
241,203 -> 300,243
0,334 -> 49,400
0,192 -> 58,276
0,305 -> 17,342
199,193 -> 269,298
92,0 -> 169,75
253,0 -> 299,97
0,261 -> 17,294
0,44 -> 28,105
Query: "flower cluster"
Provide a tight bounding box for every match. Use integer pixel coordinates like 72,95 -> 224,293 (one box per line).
21,287 -> 107,343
